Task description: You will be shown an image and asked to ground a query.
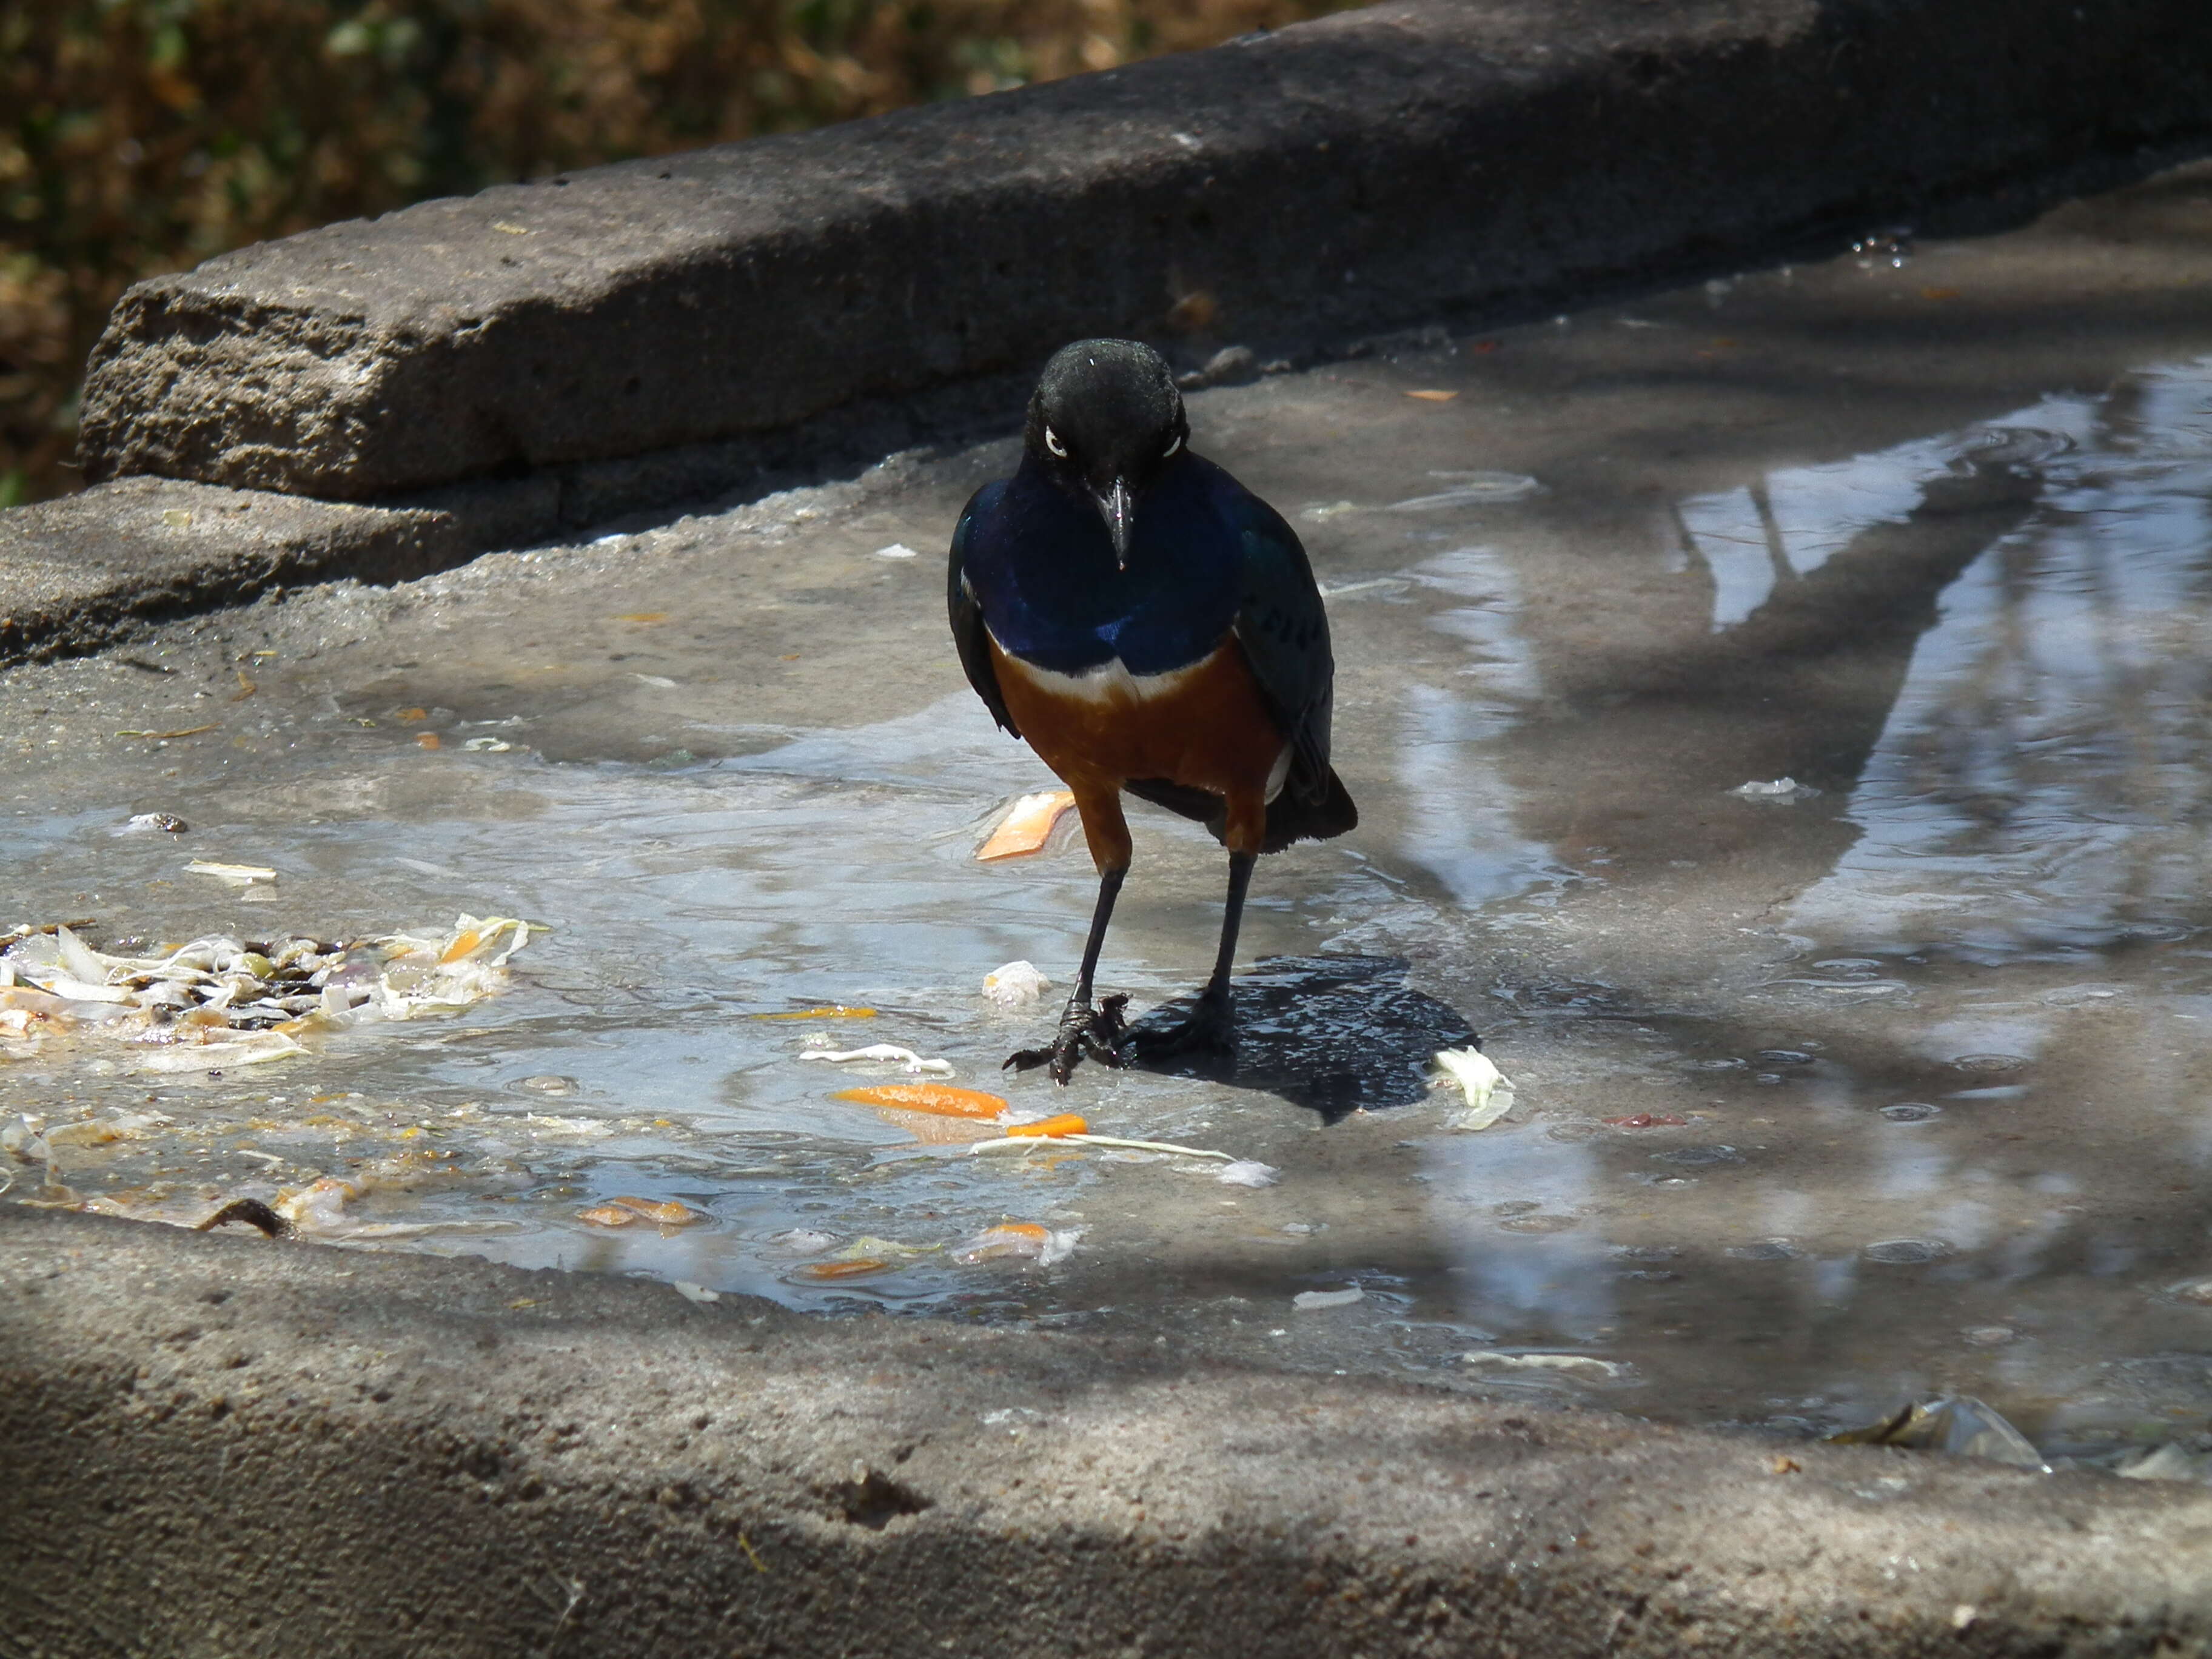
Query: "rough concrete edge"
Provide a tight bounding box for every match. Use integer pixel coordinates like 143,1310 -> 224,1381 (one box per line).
13,139 -> 2212,677
0,474 -> 557,669
70,0 -> 2212,500
5,5 -> 2211,663
7,1204 -> 2212,1659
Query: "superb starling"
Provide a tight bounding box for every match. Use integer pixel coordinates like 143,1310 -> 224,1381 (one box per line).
948,339 -> 1356,1083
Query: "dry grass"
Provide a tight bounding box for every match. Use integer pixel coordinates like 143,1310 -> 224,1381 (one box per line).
1,0 -> 1359,504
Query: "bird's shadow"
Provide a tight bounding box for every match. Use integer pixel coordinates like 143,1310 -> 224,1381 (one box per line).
1127,954 -> 1477,1124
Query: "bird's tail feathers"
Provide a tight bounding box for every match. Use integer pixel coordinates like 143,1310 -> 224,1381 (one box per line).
1123,769 -> 1356,853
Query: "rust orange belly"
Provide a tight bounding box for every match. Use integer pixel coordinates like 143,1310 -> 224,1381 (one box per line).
987,635 -> 1286,860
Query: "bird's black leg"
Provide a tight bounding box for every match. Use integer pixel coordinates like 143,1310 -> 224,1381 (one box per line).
1005,865 -> 1130,1084
1135,851 -> 1255,1059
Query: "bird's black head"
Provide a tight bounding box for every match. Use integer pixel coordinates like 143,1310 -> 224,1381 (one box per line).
1024,339 -> 1191,568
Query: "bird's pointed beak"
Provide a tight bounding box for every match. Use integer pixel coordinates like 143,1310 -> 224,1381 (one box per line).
1096,477 -> 1134,569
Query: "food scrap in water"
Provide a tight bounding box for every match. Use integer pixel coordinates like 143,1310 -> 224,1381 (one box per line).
580,1195 -> 706,1228
1432,1046 -> 1514,1130
981,960 -> 1050,1007
753,1005 -> 877,1022
799,1043 -> 954,1076
799,1235 -> 937,1278
1005,1114 -> 1087,1138
1606,1113 -> 1687,1128
976,790 -> 1078,861
1461,1351 -> 1625,1379
801,1258 -> 891,1279
968,1131 -> 1236,1161
1825,1396 -> 2047,1470
834,1083 -> 1009,1119
184,860 -> 277,887
0,915 -> 536,1071
952,1222 -> 1081,1265
1218,1159 -> 1281,1188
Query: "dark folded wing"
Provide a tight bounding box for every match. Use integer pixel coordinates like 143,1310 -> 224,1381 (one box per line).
1227,491 -> 1335,801
947,488 -> 1020,738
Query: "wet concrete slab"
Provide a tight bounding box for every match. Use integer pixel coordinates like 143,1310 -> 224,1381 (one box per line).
12,162 -> 2212,1475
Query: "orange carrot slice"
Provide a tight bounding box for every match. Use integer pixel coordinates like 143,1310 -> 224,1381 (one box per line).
1405,389 -> 1458,403
754,1005 -> 877,1021
834,1084 -> 1008,1119
578,1205 -> 640,1228
802,1258 -> 890,1279
977,790 -> 1077,861
1006,1114 -> 1088,1138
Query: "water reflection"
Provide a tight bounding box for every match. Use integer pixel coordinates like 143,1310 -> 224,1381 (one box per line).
1392,547 -> 1564,908
1423,1128 -> 1614,1341
1792,360 -> 2212,954
1409,352 -> 2212,1433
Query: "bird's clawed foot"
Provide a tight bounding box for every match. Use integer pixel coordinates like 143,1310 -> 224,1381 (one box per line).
1005,993 -> 1130,1085
1131,986 -> 1236,1061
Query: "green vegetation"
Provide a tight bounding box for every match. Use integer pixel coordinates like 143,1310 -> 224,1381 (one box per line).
1,0 -> 1355,503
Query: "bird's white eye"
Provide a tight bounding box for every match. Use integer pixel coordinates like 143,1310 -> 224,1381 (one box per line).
1162,432 -> 1182,458
1044,426 -> 1068,458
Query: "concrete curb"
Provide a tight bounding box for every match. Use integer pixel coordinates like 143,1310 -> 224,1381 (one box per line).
73,0 -> 2212,504
5,1205 -> 2210,1658
0,477 -> 543,667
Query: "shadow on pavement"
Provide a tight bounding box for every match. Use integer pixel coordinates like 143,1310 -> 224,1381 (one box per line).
1128,953 -> 1478,1124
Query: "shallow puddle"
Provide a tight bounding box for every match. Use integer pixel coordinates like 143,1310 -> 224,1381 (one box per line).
12,162 -> 2212,1466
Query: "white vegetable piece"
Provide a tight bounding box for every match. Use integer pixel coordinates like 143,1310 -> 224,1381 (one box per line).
1461,1350 -> 1624,1378
1292,1287 -> 1364,1310
981,960 -> 1050,1007
1218,1160 -> 1281,1188
184,860 -> 278,886
797,1044 -> 954,1076
1432,1046 -> 1515,1130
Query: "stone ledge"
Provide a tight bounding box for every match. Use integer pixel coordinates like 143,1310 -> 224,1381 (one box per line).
0,475 -> 555,666
4,1205 -> 2208,1658
75,0 -> 2212,501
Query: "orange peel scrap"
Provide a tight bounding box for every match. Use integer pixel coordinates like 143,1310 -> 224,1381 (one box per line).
754,1005 -> 877,1021
802,1258 -> 891,1279
581,1195 -> 706,1228
977,790 -> 1077,861
834,1083 -> 1008,1119
1406,389 -> 1459,403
